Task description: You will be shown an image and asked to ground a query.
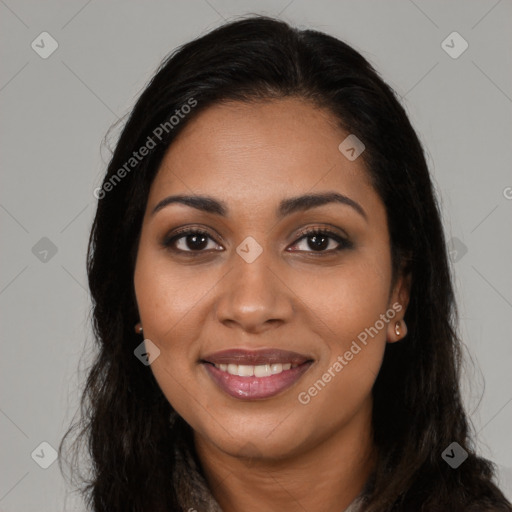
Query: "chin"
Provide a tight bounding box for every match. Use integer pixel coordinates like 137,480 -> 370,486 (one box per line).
201,422 -> 306,462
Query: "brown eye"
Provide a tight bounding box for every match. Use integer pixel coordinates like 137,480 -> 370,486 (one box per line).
162,228 -> 221,253
289,228 -> 352,253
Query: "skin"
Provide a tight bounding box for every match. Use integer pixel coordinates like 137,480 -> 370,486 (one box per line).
133,97 -> 411,512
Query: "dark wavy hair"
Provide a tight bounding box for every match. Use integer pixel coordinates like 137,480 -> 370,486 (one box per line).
59,14 -> 511,512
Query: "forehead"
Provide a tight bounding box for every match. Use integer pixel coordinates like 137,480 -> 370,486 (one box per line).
148,98 -> 378,217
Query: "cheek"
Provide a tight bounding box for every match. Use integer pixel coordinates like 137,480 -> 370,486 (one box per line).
292,255 -> 391,342
133,248 -> 202,402
134,245 -> 216,337
295,267 -> 389,420
292,255 -> 391,401
150,355 -> 196,417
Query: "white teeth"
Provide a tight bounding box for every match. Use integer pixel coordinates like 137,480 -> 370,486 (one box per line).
214,362 -> 299,377
270,363 -> 283,374
254,364 -> 271,377
238,365 -> 254,377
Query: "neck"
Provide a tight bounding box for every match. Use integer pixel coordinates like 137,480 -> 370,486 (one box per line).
193,398 -> 375,512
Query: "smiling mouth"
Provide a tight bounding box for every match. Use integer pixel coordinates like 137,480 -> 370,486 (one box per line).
199,348 -> 314,400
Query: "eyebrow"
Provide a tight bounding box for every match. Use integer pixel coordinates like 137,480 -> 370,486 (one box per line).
151,192 -> 367,221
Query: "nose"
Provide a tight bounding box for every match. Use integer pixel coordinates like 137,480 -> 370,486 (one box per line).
214,245 -> 294,335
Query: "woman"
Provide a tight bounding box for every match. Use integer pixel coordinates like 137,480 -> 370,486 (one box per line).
59,15 -> 512,512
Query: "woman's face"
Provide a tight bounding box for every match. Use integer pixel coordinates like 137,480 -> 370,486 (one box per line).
134,97 -> 409,459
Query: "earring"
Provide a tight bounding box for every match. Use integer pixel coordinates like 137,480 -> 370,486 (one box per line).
134,322 -> 143,335
394,321 -> 401,338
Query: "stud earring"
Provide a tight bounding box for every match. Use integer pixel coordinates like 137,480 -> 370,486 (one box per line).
134,322 -> 143,335
395,321 -> 401,338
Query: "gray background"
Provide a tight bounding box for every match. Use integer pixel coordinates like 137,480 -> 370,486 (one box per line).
1,1 -> 511,510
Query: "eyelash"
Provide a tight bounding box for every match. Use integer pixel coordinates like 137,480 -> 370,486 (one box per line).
161,226 -> 352,256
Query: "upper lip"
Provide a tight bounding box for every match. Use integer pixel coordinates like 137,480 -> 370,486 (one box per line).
201,349 -> 313,366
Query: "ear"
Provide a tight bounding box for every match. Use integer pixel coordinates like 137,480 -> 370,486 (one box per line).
386,266 -> 412,343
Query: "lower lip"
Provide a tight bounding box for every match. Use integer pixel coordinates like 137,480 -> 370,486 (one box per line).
202,362 -> 313,400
